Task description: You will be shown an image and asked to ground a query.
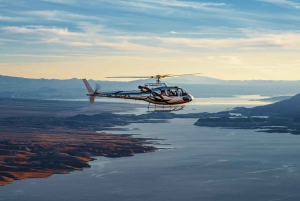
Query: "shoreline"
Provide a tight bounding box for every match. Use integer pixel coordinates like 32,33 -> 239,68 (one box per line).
0,98 -> 159,186
0,129 -> 157,186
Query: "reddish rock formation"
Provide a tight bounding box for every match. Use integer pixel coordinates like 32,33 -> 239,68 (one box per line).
0,129 -> 157,186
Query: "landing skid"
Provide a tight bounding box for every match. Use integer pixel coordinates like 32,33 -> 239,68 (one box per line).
147,104 -> 185,112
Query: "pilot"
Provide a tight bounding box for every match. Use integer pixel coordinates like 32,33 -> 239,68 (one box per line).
178,89 -> 182,96
167,89 -> 171,96
167,89 -> 176,96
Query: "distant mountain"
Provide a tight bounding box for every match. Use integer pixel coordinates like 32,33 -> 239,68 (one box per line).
250,96 -> 292,102
195,93 -> 300,135
164,75 -> 224,84
0,75 -> 133,99
235,94 -> 300,116
1,75 -> 300,99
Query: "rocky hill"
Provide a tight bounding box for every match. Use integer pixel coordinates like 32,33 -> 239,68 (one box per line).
234,94 -> 300,116
194,93 -> 300,135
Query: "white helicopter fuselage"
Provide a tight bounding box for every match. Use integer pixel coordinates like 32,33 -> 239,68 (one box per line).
83,79 -> 194,105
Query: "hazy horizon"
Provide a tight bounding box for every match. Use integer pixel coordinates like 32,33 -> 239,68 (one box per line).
2,74 -> 300,82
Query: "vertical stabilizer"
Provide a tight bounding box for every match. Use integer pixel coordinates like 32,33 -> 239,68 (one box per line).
83,79 -> 97,104
82,79 -> 94,94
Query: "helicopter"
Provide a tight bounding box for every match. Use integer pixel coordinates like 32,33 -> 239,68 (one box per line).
83,74 -> 200,111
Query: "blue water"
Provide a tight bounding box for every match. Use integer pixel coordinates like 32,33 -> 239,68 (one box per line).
1,98 -> 300,201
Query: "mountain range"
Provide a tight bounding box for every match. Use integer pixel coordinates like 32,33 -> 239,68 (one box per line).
1,75 -> 300,99
235,93 -> 300,117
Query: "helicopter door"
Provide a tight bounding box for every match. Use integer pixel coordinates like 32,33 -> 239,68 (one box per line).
151,89 -> 164,99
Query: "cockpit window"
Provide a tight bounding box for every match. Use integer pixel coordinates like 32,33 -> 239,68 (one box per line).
178,88 -> 187,96
178,88 -> 183,96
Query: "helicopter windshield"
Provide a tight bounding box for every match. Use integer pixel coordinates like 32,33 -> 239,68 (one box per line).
177,88 -> 187,96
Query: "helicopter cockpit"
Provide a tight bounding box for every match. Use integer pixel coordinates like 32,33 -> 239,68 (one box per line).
151,87 -> 188,97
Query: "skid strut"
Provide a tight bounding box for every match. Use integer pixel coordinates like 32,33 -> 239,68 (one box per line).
147,104 -> 185,112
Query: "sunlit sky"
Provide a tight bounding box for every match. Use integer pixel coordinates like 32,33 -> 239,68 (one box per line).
1,0 -> 300,80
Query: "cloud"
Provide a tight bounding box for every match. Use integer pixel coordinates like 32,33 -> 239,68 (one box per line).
113,0 -> 230,17
0,15 -> 27,21
45,35 -> 172,52
111,0 -> 269,28
1,26 -> 83,36
120,0 -> 226,10
0,38 -> 18,42
143,0 -> 226,9
4,54 -> 67,58
95,41 -> 172,52
159,31 -> 300,50
40,0 -> 76,5
257,0 -> 300,9
3,24 -> 300,52
0,24 -> 171,52
1,0 -> 300,58
45,37 -> 94,47
23,10 -> 102,22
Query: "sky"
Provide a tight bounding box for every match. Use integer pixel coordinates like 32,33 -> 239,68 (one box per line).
0,0 -> 300,80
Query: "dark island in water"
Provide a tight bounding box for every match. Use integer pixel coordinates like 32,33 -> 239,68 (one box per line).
194,94 -> 300,135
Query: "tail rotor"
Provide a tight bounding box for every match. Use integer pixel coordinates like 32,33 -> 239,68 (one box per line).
95,83 -> 101,93
82,79 -> 101,103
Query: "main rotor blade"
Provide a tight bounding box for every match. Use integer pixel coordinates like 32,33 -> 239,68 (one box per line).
106,73 -> 201,79
160,73 -> 202,78
106,76 -> 154,78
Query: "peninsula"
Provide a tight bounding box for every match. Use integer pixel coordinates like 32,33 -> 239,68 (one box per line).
0,98 -> 158,186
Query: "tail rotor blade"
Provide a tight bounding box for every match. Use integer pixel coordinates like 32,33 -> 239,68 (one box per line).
95,84 -> 101,93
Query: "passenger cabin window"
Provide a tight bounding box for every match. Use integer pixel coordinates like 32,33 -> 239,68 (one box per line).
152,89 -> 161,96
167,89 -> 178,96
161,90 -> 167,96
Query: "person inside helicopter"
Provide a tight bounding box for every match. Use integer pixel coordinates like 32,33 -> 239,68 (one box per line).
167,89 -> 178,97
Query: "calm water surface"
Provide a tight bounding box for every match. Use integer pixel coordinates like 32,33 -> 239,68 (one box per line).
1,97 -> 300,201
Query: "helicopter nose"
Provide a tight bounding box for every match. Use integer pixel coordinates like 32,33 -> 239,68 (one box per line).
190,94 -> 194,101
183,94 -> 194,102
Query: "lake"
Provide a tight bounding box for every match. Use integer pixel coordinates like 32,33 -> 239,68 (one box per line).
1,97 -> 300,201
